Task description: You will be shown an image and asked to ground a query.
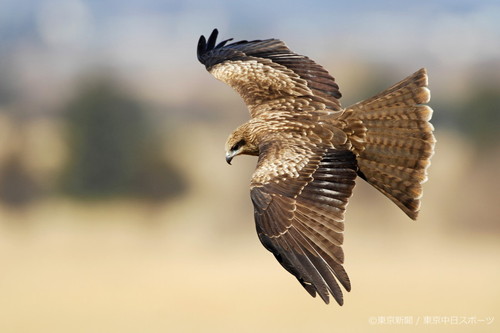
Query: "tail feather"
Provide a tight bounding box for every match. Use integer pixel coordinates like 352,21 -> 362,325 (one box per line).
339,68 -> 435,219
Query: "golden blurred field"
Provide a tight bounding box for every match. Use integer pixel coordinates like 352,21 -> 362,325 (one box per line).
1,129 -> 499,333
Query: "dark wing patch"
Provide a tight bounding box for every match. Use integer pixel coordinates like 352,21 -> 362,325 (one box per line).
198,29 -> 342,111
251,148 -> 357,305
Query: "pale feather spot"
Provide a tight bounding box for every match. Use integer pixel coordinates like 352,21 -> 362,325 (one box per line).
209,60 -> 312,107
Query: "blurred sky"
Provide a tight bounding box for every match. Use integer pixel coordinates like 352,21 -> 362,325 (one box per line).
1,0 -> 500,110
0,1 -> 499,332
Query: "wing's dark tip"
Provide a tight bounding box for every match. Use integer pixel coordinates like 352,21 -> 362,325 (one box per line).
197,28 -> 234,65
206,28 -> 218,51
197,29 -> 216,63
197,35 -> 207,63
197,29 -> 218,64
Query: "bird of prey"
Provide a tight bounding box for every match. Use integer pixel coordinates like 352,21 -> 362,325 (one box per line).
197,29 -> 435,305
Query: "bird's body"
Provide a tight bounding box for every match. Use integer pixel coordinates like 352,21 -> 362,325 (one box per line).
197,29 -> 435,305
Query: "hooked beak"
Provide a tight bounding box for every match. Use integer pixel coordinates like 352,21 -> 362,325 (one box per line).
225,152 -> 234,165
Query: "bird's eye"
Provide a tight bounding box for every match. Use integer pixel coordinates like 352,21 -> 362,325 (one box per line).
232,139 -> 245,151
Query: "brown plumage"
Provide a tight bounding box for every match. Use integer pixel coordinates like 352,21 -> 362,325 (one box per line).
197,29 -> 435,305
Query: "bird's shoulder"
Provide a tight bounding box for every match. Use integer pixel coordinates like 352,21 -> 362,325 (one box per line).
250,126 -> 350,187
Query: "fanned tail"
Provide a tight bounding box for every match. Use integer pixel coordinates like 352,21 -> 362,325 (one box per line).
339,68 -> 435,219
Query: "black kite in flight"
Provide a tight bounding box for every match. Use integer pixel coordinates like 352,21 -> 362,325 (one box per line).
197,29 -> 435,305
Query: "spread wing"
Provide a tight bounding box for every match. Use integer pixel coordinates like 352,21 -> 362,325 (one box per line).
250,142 -> 358,305
197,29 -> 342,116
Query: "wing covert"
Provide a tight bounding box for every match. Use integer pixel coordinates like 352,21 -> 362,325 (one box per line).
198,29 -> 342,114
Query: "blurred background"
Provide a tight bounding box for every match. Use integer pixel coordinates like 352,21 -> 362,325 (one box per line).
0,0 -> 499,332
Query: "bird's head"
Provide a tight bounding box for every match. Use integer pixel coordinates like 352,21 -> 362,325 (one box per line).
225,123 -> 260,164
